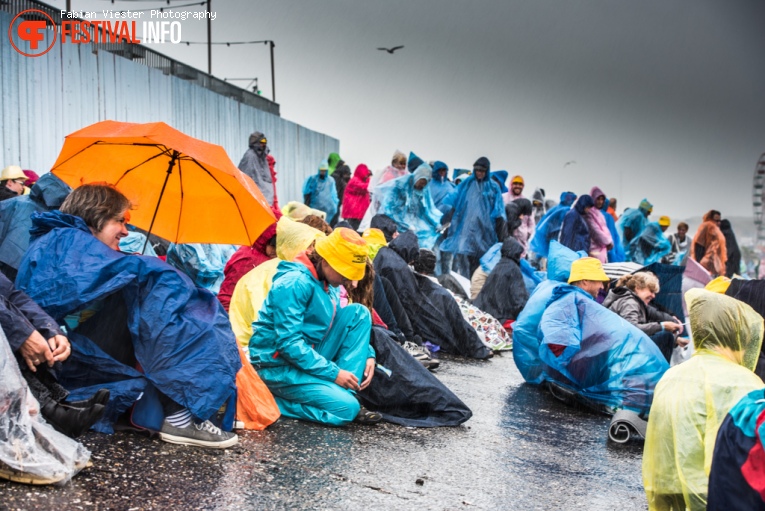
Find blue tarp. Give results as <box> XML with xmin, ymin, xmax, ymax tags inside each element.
<box><xmin>16</xmin><ymin>211</ymin><xmax>241</xmax><ymax>432</ymax></box>
<box><xmin>538</xmin><ymin>285</ymin><xmax>669</xmax><ymax>414</ymax></box>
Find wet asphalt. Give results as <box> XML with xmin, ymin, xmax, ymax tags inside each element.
<box><xmin>0</xmin><ymin>352</ymin><xmax>647</xmax><ymax>510</ymax></box>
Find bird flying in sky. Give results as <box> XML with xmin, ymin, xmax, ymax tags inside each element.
<box><xmin>563</xmin><ymin>160</ymin><xmax>577</xmax><ymax>167</ymax></box>
<box><xmin>377</xmin><ymin>46</ymin><xmax>404</xmax><ymax>54</ymax></box>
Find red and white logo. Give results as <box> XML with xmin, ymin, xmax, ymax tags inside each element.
<box><xmin>8</xmin><ymin>9</ymin><xmax>57</xmax><ymax>57</ymax></box>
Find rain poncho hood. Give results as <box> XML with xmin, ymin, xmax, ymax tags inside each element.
<box><xmin>618</xmin><ymin>201</ymin><xmax>652</xmax><ymax>257</ymax></box>
<box><xmin>0</xmin><ymin>173</ymin><xmax>71</xmax><ymax>272</ymax></box>
<box><xmin>558</xmin><ymin>194</ymin><xmax>593</xmax><ymax>254</ymax></box>
<box><xmin>373</xmin><ymin>164</ymin><xmax>443</xmax><ymax>250</ymax></box>
<box><xmin>628</xmin><ymin>222</ymin><xmax>671</xmax><ymax>265</ymax></box>
<box><xmin>302</xmin><ymin>159</ymin><xmax>339</xmax><ymax>221</ymax></box>
<box><xmin>643</xmin><ymin>289</ymin><xmax>764</xmax><ymax>511</ymax></box>
<box><xmin>371</xmin><ymin>214</ymin><xmax>398</xmax><ymax>242</ymax></box>
<box><xmin>239</xmin><ymin>130</ymin><xmax>274</xmax><ymax>205</ymax></box>
<box><xmin>327</xmin><ymin>152</ymin><xmax>342</xmax><ymax>175</ymax></box>
<box><xmin>440</xmin><ymin>172</ymin><xmax>506</xmax><ymax>257</ymax></box>
<box><xmin>473</xmin><ymin>237</ymin><xmax>529</xmax><ymax>322</ymax></box>
<box><xmin>407</xmin><ymin>152</ymin><xmax>424</xmax><ymax>173</ymax></box>
<box><xmin>17</xmin><ymin>211</ymin><xmax>241</xmax><ymax>432</ymax></box>
<box><xmin>491</xmin><ymin>171</ymin><xmax>509</xmax><ymax>194</ymax></box>
<box><xmin>341</xmin><ymin>164</ymin><xmax>372</xmax><ymax>220</ymax></box>
<box><xmin>529</xmin><ymin>191</ymin><xmax>576</xmax><ymax>258</ymax></box>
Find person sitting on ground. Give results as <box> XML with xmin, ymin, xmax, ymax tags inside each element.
<box><xmin>628</xmin><ymin>222</ymin><xmax>672</xmax><ymax>266</ymax></box>
<box><xmin>218</xmin><ymin>215</ymin><xmax>280</xmax><ymax>312</ymax></box>
<box><xmin>474</xmin><ymin>237</ymin><xmax>529</xmax><ymax>324</ymax></box>
<box><xmin>558</xmin><ymin>194</ymin><xmax>594</xmax><ymax>254</ymax></box>
<box><xmin>602</xmin><ymin>272</ymin><xmax>685</xmax><ymax>363</ymax></box>
<box><xmin>17</xmin><ymin>184</ymin><xmax>240</xmax><ymax>449</ymax></box>
<box><xmin>663</xmin><ymin>221</ymin><xmax>689</xmax><ymax>264</ymax></box>
<box><xmin>643</xmin><ymin>289</ymin><xmax>764</xmax><ymax>511</ymax></box>
<box><xmin>248</xmin><ymin>228</ymin><xmax>378</xmax><ymax>426</ymax></box>
<box><xmin>0</xmin><ymin>173</ymin><xmax>71</xmax><ymax>282</ymax></box>
<box><xmin>537</xmin><ymin>257</ymin><xmax>669</xmax><ymax>414</ymax></box>
<box><xmin>0</xmin><ymin>272</ymin><xmax>108</xmax><ymax>438</ymax></box>
<box><xmin>341</xmin><ymin>164</ymin><xmax>372</xmax><ymax>231</ymax></box>
<box><xmin>0</xmin><ymin>165</ymin><xmax>27</xmax><ymax>201</ymax></box>
<box><xmin>302</xmin><ymin>159</ymin><xmax>339</xmax><ymax>223</ymax></box>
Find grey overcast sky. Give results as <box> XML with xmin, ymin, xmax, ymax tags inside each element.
<box><xmin>68</xmin><ymin>0</ymin><xmax>765</xmax><ymax>220</ymax></box>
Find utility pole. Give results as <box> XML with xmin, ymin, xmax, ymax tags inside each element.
<box><xmin>269</xmin><ymin>40</ymin><xmax>275</xmax><ymax>102</ymax></box>
<box><xmin>207</xmin><ymin>0</ymin><xmax>212</xmax><ymax>74</ymax></box>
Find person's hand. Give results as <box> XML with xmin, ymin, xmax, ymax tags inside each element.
<box><xmin>334</xmin><ymin>369</ymin><xmax>360</xmax><ymax>391</ymax></box>
<box><xmin>48</xmin><ymin>334</ymin><xmax>71</xmax><ymax>362</ymax></box>
<box><xmin>18</xmin><ymin>330</ymin><xmax>54</xmax><ymax>372</ymax></box>
<box><xmin>676</xmin><ymin>337</ymin><xmax>690</xmax><ymax>348</ymax></box>
<box><xmin>360</xmin><ymin>358</ymin><xmax>375</xmax><ymax>390</ymax></box>
<box><xmin>662</xmin><ymin>321</ymin><xmax>682</xmax><ymax>334</ymax></box>
<box><xmin>671</xmin><ymin>317</ymin><xmax>684</xmax><ymax>335</ymax></box>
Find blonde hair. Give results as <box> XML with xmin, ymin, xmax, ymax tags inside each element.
<box><xmin>616</xmin><ymin>272</ymin><xmax>660</xmax><ymax>294</ymax></box>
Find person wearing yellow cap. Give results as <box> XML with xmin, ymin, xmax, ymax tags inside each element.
<box><xmin>657</xmin><ymin>216</ymin><xmax>670</xmax><ymax>233</ymax></box>
<box><xmin>248</xmin><ymin>227</ymin><xmax>380</xmax><ymax>426</ymax></box>
<box><xmin>504</xmin><ymin>175</ymin><xmax>525</xmax><ymax>204</ymax></box>
<box><xmin>0</xmin><ymin>165</ymin><xmax>27</xmax><ymax>201</ymax></box>
<box><xmin>567</xmin><ymin>257</ymin><xmax>610</xmax><ymax>299</ymax></box>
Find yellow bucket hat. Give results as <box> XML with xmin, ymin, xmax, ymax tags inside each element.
<box><xmin>568</xmin><ymin>257</ymin><xmax>609</xmax><ymax>284</ymax></box>
<box><xmin>658</xmin><ymin>216</ymin><xmax>670</xmax><ymax>227</ymax></box>
<box><xmin>315</xmin><ymin>227</ymin><xmax>368</xmax><ymax>281</ymax></box>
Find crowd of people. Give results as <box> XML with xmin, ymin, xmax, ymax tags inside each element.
<box><xmin>1</xmin><ymin>138</ymin><xmax>764</xmax><ymax>511</ymax></box>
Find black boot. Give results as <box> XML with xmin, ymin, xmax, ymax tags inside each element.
<box><xmin>41</xmin><ymin>401</ymin><xmax>106</xmax><ymax>438</ymax></box>
<box><xmin>65</xmin><ymin>389</ymin><xmax>110</xmax><ymax>409</ymax></box>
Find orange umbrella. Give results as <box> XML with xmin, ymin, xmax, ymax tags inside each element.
<box><xmin>51</xmin><ymin>120</ymin><xmax>275</xmax><ymax>246</ymax></box>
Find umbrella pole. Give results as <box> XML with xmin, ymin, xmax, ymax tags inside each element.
<box><xmin>142</xmin><ymin>151</ymin><xmax>178</xmax><ymax>254</ymax></box>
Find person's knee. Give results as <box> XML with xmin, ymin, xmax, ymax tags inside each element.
<box><xmin>331</xmin><ymin>391</ymin><xmax>361</xmax><ymax>425</ymax></box>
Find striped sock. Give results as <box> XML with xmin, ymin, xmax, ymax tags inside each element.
<box><xmin>165</xmin><ymin>409</ymin><xmax>192</xmax><ymax>429</ymax></box>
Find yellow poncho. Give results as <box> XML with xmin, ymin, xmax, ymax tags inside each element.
<box><xmin>642</xmin><ymin>289</ymin><xmax>764</xmax><ymax>510</ymax></box>
<box><xmin>229</xmin><ymin>217</ymin><xmax>324</xmax><ymax>347</ymax></box>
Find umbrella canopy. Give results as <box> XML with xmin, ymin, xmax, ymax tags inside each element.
<box><xmin>51</xmin><ymin>120</ymin><xmax>275</xmax><ymax>245</ymax></box>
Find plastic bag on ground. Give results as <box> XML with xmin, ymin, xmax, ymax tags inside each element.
<box><xmin>0</xmin><ymin>328</ymin><xmax>90</xmax><ymax>485</ymax></box>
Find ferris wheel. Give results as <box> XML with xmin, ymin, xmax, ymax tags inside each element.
<box><xmin>755</xmin><ymin>153</ymin><xmax>765</xmax><ymax>243</ymax></box>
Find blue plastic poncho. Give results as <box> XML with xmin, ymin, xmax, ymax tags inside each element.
<box><xmin>440</xmin><ymin>173</ymin><xmax>506</xmax><ymax>256</ymax></box>
<box><xmin>558</xmin><ymin>194</ymin><xmax>593</xmax><ymax>253</ymax></box>
<box><xmin>302</xmin><ymin>160</ymin><xmax>339</xmax><ymax>221</ymax></box>
<box><xmin>618</xmin><ymin>200</ymin><xmax>652</xmax><ymax>259</ymax></box>
<box><xmin>529</xmin><ymin>191</ymin><xmax>576</xmax><ymax>258</ymax></box>
<box><xmin>119</xmin><ymin>229</ymin><xmax>158</xmax><ymax>256</ymax></box>
<box><xmin>538</xmin><ymin>285</ymin><xmax>669</xmax><ymax>414</ymax></box>
<box><xmin>407</xmin><ymin>151</ymin><xmax>425</xmax><ymax>173</ymax></box>
<box><xmin>166</xmin><ymin>243</ymin><xmax>238</xmax><ymax>294</ymax></box>
<box><xmin>374</xmin><ymin>164</ymin><xmax>443</xmax><ymax>250</ymax></box>
<box><xmin>430</xmin><ymin>161</ymin><xmax>455</xmax><ymax>213</ymax></box>
<box><xmin>602</xmin><ymin>198</ymin><xmax>625</xmax><ymax>263</ymax></box>
<box><xmin>16</xmin><ymin>211</ymin><xmax>241</xmax><ymax>432</ymax></box>
<box><xmin>629</xmin><ymin>222</ymin><xmax>671</xmax><ymax>266</ymax></box>
<box><xmin>513</xmin><ymin>241</ymin><xmax>585</xmax><ymax>383</ymax></box>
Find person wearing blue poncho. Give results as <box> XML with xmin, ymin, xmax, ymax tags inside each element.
<box><xmin>619</xmin><ymin>198</ymin><xmax>653</xmax><ymax>260</ymax></box>
<box><xmin>529</xmin><ymin>191</ymin><xmax>576</xmax><ymax>259</ymax></box>
<box><xmin>303</xmin><ymin>160</ymin><xmax>339</xmax><ymax>222</ymax></box>
<box><xmin>430</xmin><ymin>161</ymin><xmax>455</xmax><ymax>213</ymax></box>
<box><xmin>629</xmin><ymin>222</ymin><xmax>672</xmax><ymax>265</ymax></box>
<box><xmin>440</xmin><ymin>157</ymin><xmax>506</xmax><ymax>278</ymax></box>
<box><xmin>374</xmin><ymin>163</ymin><xmax>443</xmax><ymax>250</ymax></box>
<box><xmin>602</xmin><ymin>198</ymin><xmax>625</xmax><ymax>262</ymax></box>
<box><xmin>539</xmin><ymin>258</ymin><xmax>669</xmax><ymax>414</ymax></box>
<box><xmin>558</xmin><ymin>194</ymin><xmax>594</xmax><ymax>254</ymax></box>
<box><xmin>16</xmin><ymin>185</ymin><xmax>240</xmax><ymax>449</ymax></box>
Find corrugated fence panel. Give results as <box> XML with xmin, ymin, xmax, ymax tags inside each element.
<box><xmin>0</xmin><ymin>10</ymin><xmax>338</xmax><ymax>205</ymax></box>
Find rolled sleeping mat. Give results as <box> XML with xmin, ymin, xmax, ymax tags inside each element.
<box><xmin>608</xmin><ymin>409</ymin><xmax>648</xmax><ymax>444</ymax></box>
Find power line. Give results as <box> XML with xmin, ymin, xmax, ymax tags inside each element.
<box><xmin>179</xmin><ymin>39</ymin><xmax>270</xmax><ymax>46</ymax></box>
<box><xmin>110</xmin><ymin>1</ymin><xmax>206</xmax><ymax>12</ymax></box>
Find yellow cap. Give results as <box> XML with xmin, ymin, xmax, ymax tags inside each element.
<box><xmin>315</xmin><ymin>227</ymin><xmax>368</xmax><ymax>281</ymax></box>
<box><xmin>511</xmin><ymin>175</ymin><xmax>524</xmax><ymax>184</ymax></box>
<box><xmin>658</xmin><ymin>216</ymin><xmax>670</xmax><ymax>227</ymax></box>
<box><xmin>1</xmin><ymin>165</ymin><xmax>26</xmax><ymax>182</ymax></box>
<box><xmin>568</xmin><ymin>257</ymin><xmax>609</xmax><ymax>284</ymax></box>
